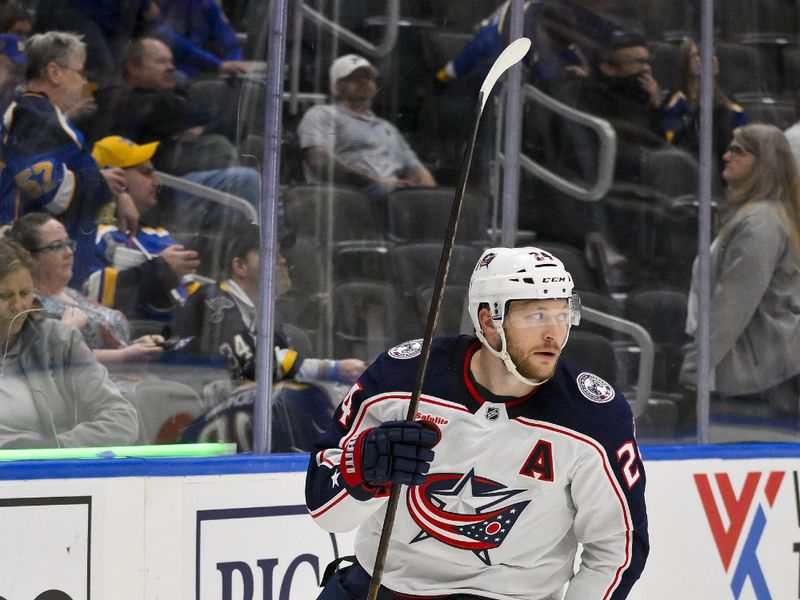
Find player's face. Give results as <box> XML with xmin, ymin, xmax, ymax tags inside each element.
<box><xmin>0</xmin><ymin>266</ymin><xmax>34</xmax><ymax>345</ymax></box>
<box><xmin>503</xmin><ymin>299</ymin><xmax>570</xmax><ymax>381</ymax></box>
<box><xmin>124</xmin><ymin>160</ymin><xmax>160</xmax><ymax>213</ymax></box>
<box><xmin>31</xmin><ymin>219</ymin><xmax>74</xmax><ymax>289</ymax></box>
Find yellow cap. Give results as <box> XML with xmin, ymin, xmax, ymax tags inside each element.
<box><xmin>91</xmin><ymin>136</ymin><xmax>160</xmax><ymax>169</ymax></box>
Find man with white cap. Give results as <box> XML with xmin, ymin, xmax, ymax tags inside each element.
<box><xmin>297</xmin><ymin>54</ymin><xmax>436</xmax><ymax>199</ymax></box>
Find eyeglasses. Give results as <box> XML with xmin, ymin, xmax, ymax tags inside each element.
<box><xmin>128</xmin><ymin>164</ymin><xmax>156</xmax><ymax>177</ymax></box>
<box><xmin>32</xmin><ymin>239</ymin><xmax>76</xmax><ymax>254</ymax></box>
<box><xmin>57</xmin><ymin>64</ymin><xmax>87</xmax><ymax>79</ymax></box>
<box><xmin>726</xmin><ymin>144</ymin><xmax>750</xmax><ymax>156</ymax></box>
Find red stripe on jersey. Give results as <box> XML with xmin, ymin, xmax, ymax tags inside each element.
<box><xmin>515</xmin><ymin>418</ymin><xmax>632</xmax><ymax>599</ymax></box>
<box><xmin>462</xmin><ymin>342</ymin><xmax>539</xmax><ymax>407</ymax></box>
<box><xmin>310</xmin><ymin>488</ymin><xmax>350</xmax><ymax>518</ymax></box>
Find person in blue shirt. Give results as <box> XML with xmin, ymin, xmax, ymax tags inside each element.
<box><xmin>0</xmin><ymin>31</ymin><xmax>138</xmax><ymax>288</ymax></box>
<box><xmin>436</xmin><ymin>0</ymin><xmax>600</xmax><ymax>90</ymax></box>
<box><xmin>86</xmin><ymin>135</ymin><xmax>201</xmax><ymax>321</ymax></box>
<box><xmin>0</xmin><ymin>33</ymin><xmax>25</xmax><ymax>106</ymax></box>
<box><xmin>150</xmin><ymin>0</ymin><xmax>247</xmax><ymax>78</ymax></box>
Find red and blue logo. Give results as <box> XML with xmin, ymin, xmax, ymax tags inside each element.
<box><xmin>406</xmin><ymin>469</ymin><xmax>530</xmax><ymax>565</ymax></box>
<box><xmin>694</xmin><ymin>471</ymin><xmax>785</xmax><ymax>600</ymax></box>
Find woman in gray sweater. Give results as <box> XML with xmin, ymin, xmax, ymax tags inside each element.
<box><xmin>0</xmin><ymin>239</ymin><xmax>138</xmax><ymax>448</ymax></box>
<box><xmin>680</xmin><ymin>124</ymin><xmax>800</xmax><ymax>418</ymax></box>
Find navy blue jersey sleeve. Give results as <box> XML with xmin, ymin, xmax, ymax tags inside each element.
<box><xmin>564</xmin><ymin>389</ymin><xmax>649</xmax><ymax>600</ymax></box>
<box><xmin>305</xmin><ymin>352</ymin><xmax>414</xmax><ymax>532</ymax></box>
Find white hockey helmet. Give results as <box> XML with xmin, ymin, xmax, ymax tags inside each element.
<box><xmin>468</xmin><ymin>247</ymin><xmax>581</xmax><ymax>385</ymax></box>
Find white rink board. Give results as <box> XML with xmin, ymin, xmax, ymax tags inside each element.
<box><xmin>0</xmin><ymin>448</ymin><xmax>797</xmax><ymax>600</ymax></box>
<box><xmin>630</xmin><ymin>455</ymin><xmax>799</xmax><ymax>600</ymax></box>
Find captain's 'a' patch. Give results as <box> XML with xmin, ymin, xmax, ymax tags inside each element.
<box><xmin>388</xmin><ymin>339</ymin><xmax>423</xmax><ymax>360</ymax></box>
<box><xmin>576</xmin><ymin>372</ymin><xmax>615</xmax><ymax>403</ymax></box>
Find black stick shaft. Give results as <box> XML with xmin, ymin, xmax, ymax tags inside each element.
<box><xmin>366</xmin><ymin>92</ymin><xmax>485</xmax><ymax>600</ymax></box>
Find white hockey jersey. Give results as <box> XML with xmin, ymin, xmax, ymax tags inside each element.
<box><xmin>305</xmin><ymin>336</ymin><xmax>649</xmax><ymax>600</ymax></box>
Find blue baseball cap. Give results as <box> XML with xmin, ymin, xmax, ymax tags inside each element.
<box><xmin>0</xmin><ymin>34</ymin><xmax>25</xmax><ymax>66</ymax></box>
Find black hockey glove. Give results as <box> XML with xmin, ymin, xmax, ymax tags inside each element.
<box><xmin>341</xmin><ymin>420</ymin><xmax>438</xmax><ymax>491</ymax></box>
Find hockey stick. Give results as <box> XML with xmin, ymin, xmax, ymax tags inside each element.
<box><xmin>366</xmin><ymin>37</ymin><xmax>532</xmax><ymax>600</ymax></box>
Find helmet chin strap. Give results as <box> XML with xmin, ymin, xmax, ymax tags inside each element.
<box><xmin>476</xmin><ymin>327</ymin><xmax>548</xmax><ymax>387</ymax></box>
<box><xmin>475</xmin><ymin>324</ymin><xmax>573</xmax><ymax>389</ymax></box>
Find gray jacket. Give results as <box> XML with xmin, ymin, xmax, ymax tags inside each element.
<box><xmin>681</xmin><ymin>200</ymin><xmax>800</xmax><ymax>395</ymax></box>
<box><xmin>2</xmin><ymin>318</ymin><xmax>139</xmax><ymax>448</ymax></box>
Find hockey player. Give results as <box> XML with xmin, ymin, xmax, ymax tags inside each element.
<box><xmin>306</xmin><ymin>246</ymin><xmax>649</xmax><ymax>600</ymax></box>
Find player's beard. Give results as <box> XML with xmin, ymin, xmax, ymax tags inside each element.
<box><xmin>505</xmin><ymin>330</ymin><xmax>563</xmax><ymax>382</ymax></box>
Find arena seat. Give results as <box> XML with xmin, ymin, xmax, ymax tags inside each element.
<box><xmin>128</xmin><ymin>379</ymin><xmax>206</xmax><ymax>445</ymax></box>
<box><xmin>332</xmin><ymin>281</ymin><xmax>402</xmax><ymax>361</ymax></box>
<box><xmin>386</xmin><ymin>187</ymin><xmax>489</xmax><ymax>244</ymax></box>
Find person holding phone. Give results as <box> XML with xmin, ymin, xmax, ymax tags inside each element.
<box><xmin>86</xmin><ymin>135</ymin><xmax>201</xmax><ymax>322</ymax></box>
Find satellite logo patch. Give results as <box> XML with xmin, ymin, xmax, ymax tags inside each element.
<box><xmin>576</xmin><ymin>372</ymin><xmax>615</xmax><ymax>403</ymax></box>
<box><xmin>388</xmin><ymin>339</ymin><xmax>423</xmax><ymax>359</ymax></box>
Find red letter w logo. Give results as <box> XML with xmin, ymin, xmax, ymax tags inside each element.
<box><xmin>694</xmin><ymin>471</ymin><xmax>784</xmax><ymax>600</ymax></box>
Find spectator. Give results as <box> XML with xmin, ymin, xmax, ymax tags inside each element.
<box><xmin>0</xmin><ymin>4</ymin><xmax>32</xmax><ymax>38</ymax></box>
<box><xmin>86</xmin><ymin>135</ymin><xmax>201</xmax><ymax>321</ymax></box>
<box><xmin>34</xmin><ymin>0</ymin><xmax>160</xmax><ymax>86</ymax></box>
<box><xmin>555</xmin><ymin>30</ymin><xmax>664</xmax><ymax>182</ymax></box>
<box><xmin>662</xmin><ymin>39</ymin><xmax>746</xmax><ymax>167</ymax></box>
<box><xmin>0</xmin><ymin>238</ymin><xmax>139</xmax><ymax>448</ymax></box>
<box><xmin>0</xmin><ymin>31</ymin><xmax>138</xmax><ymax>288</ymax></box>
<box><xmin>680</xmin><ymin>124</ymin><xmax>800</xmax><ymax>418</ymax></box>
<box><xmin>150</xmin><ymin>0</ymin><xmax>248</xmax><ymax>78</ymax></box>
<box><xmin>173</xmin><ymin>222</ymin><xmax>366</xmax><ymax>384</ymax></box>
<box><xmin>10</xmin><ymin>213</ymin><xmax>167</xmax><ymax>368</ymax></box>
<box><xmin>179</xmin><ymin>374</ymin><xmax>335</xmax><ymax>452</ymax></box>
<box><xmin>297</xmin><ymin>54</ymin><xmax>436</xmax><ymax>200</ymax></box>
<box><xmin>437</xmin><ymin>1</ymin><xmax>590</xmax><ymax>90</ymax></box>
<box><xmin>86</xmin><ymin>37</ymin><xmax>260</xmax><ymax>212</ymax></box>
<box><xmin>0</xmin><ymin>32</ymin><xmax>24</xmax><ymax>105</ymax></box>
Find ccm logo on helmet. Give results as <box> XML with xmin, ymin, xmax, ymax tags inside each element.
<box><xmin>542</xmin><ymin>277</ymin><xmax>569</xmax><ymax>283</ymax></box>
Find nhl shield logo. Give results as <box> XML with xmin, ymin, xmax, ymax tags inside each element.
<box><xmin>389</xmin><ymin>339</ymin><xmax>423</xmax><ymax>359</ymax></box>
<box><xmin>485</xmin><ymin>406</ymin><xmax>499</xmax><ymax>421</ymax></box>
<box><xmin>576</xmin><ymin>372</ymin><xmax>615</xmax><ymax>403</ymax></box>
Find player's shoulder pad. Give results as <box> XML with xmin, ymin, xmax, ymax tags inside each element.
<box><xmin>558</xmin><ymin>359</ymin><xmax>630</xmax><ymax>411</ymax></box>
<box><xmin>386</xmin><ymin>338</ymin><xmax>424</xmax><ymax>360</ymax></box>
<box><xmin>382</xmin><ymin>336</ymin><xmax>462</xmax><ymax>362</ymax></box>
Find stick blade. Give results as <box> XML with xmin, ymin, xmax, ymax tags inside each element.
<box><xmin>479</xmin><ymin>37</ymin><xmax>532</xmax><ymax>112</ymax></box>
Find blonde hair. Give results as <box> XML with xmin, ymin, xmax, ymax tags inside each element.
<box><xmin>724</xmin><ymin>123</ymin><xmax>800</xmax><ymax>256</ymax></box>
<box><xmin>678</xmin><ymin>38</ymin><xmax>734</xmax><ymax>110</ymax></box>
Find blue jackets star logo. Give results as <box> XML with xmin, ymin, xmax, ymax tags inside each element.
<box><xmin>406</xmin><ymin>469</ymin><xmax>530</xmax><ymax>565</ymax></box>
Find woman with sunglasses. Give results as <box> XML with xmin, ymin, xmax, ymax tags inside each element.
<box><xmin>680</xmin><ymin>123</ymin><xmax>800</xmax><ymax>429</ymax></box>
<box><xmin>0</xmin><ymin>238</ymin><xmax>138</xmax><ymax>448</ymax></box>
<box><xmin>9</xmin><ymin>212</ymin><xmax>165</xmax><ymax>367</ymax></box>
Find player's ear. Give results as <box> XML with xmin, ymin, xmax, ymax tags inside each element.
<box><xmin>477</xmin><ymin>306</ymin><xmax>497</xmax><ymax>338</ymax></box>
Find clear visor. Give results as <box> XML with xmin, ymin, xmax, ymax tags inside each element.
<box><xmin>503</xmin><ymin>293</ymin><xmax>581</xmax><ymax>330</ymax></box>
